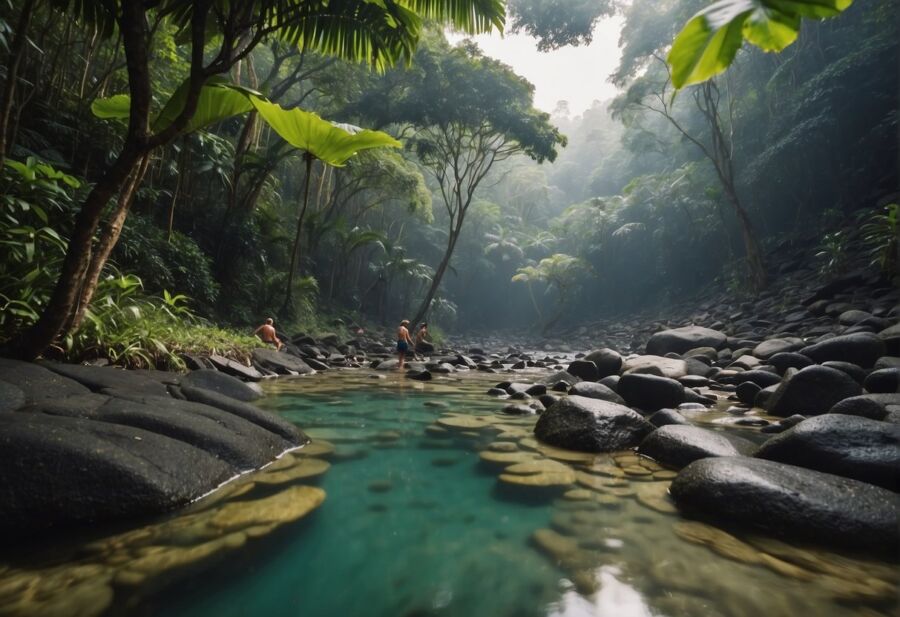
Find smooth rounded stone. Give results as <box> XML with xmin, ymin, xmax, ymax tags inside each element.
<box><xmin>820</xmin><ymin>361</ymin><xmax>867</xmax><ymax>384</ymax></box>
<box><xmin>840</xmin><ymin>309</ymin><xmax>875</xmax><ymax>325</ymax></box>
<box><xmin>598</xmin><ymin>375</ymin><xmax>619</xmax><ymax>390</ymax></box>
<box><xmin>0</xmin><ymin>358</ymin><xmax>91</xmax><ymax>404</ymax></box>
<box><xmin>583</xmin><ymin>348</ymin><xmax>622</xmax><ymax>378</ymax></box>
<box><xmin>648</xmin><ymin>408</ymin><xmax>690</xmax><ymax>427</ymax></box>
<box><xmin>499</xmin><ymin>470</ymin><xmax>575</xmax><ymax>487</ymax></box>
<box><xmin>210</xmin><ymin>485</ymin><xmax>325</xmax><ymax>530</ymax></box>
<box><xmin>753</xmin><ymin>384</ymin><xmax>779</xmax><ymax>409</ymax></box>
<box><xmin>375</xmin><ymin>358</ymin><xmax>400</xmax><ymax>371</ymax></box>
<box><xmin>435</xmin><ymin>415</ymin><xmax>492</xmax><ymax>430</ymax></box>
<box><xmin>755</xmin><ymin>414</ymin><xmax>900</xmax><ymax>491</ymax></box>
<box><xmin>634</xmin><ymin>481</ymin><xmax>677</xmax><ymax>514</ymax></box>
<box><xmin>622</xmin><ymin>355</ymin><xmax>688</xmax><ymax>379</ymax></box>
<box><xmin>488</xmin><ymin>441</ymin><xmax>519</xmax><ymax>452</ymax></box>
<box><xmin>864</xmin><ymin>368</ymin><xmax>900</xmax><ymax>393</ymax></box>
<box><xmin>676</xmin><ymin>402</ymin><xmax>707</xmax><ymax>412</ymax></box>
<box><xmin>501</xmin><ymin>404</ymin><xmax>536</xmax><ymax>416</ymax></box>
<box><xmin>617</xmin><ymin>373</ymin><xmax>685</xmax><ymax>411</ymax></box>
<box><xmin>505</xmin><ymin>459</ymin><xmax>572</xmax><ymax>475</ymax></box>
<box><xmin>508</xmin><ymin>391</ymin><xmax>531</xmax><ymax>401</ymax></box>
<box><xmin>828</xmin><ymin>393</ymin><xmax>900</xmax><ymax>420</ymax></box>
<box><xmin>407</xmin><ymin>370</ymin><xmax>432</xmax><ymax>381</ymax></box>
<box><xmin>753</xmin><ymin>337</ymin><xmax>804</xmax><ymax>360</ymax></box>
<box><xmin>879</xmin><ymin>323</ymin><xmax>900</xmax><ymax>355</ymax></box>
<box><xmin>538</xmin><ymin>393</ymin><xmax>560</xmax><ymax>409</ymax></box>
<box><xmin>41</xmin><ymin>362</ymin><xmax>172</xmax><ymax>396</ymax></box>
<box><xmin>646</xmin><ymin>326</ymin><xmax>727</xmax><ymax>356</ymax></box>
<box><xmin>181</xmin><ymin>369</ymin><xmax>262</xmax><ymax>402</ymax></box>
<box><xmin>251</xmin><ymin>348</ymin><xmax>315</xmax><ymax>375</ymax></box>
<box><xmin>563</xmin><ymin>489</ymin><xmax>595</xmax><ymax>501</ymax></box>
<box><xmin>208</xmin><ymin>354</ymin><xmax>265</xmax><ymax>381</ymax></box>
<box><xmin>728</xmin><ymin>369</ymin><xmax>781</xmax><ymax>388</ymax></box>
<box><xmin>0</xmin><ymin>413</ymin><xmax>234</xmax><ymax>535</ymax></box>
<box><xmin>525</xmin><ymin>384</ymin><xmax>547</xmax><ymax>396</ymax></box>
<box><xmin>874</xmin><ymin>355</ymin><xmax>900</xmax><ymax>370</ymax></box>
<box><xmin>179</xmin><ymin>385</ymin><xmax>305</xmax><ymax>444</ymax></box>
<box><xmin>534</xmin><ymin>395</ymin><xmax>654</xmax><ymax>453</ymax></box>
<box><xmin>505</xmin><ymin>382</ymin><xmax>533</xmax><ymax>395</ymax></box>
<box><xmin>760</xmin><ymin>414</ymin><xmax>807</xmax><ymax>434</ymax></box>
<box><xmin>0</xmin><ymin>381</ymin><xmax>25</xmax><ymax>413</ymax></box>
<box><xmin>684</xmin><ymin>346</ymin><xmax>717</xmax><ymax>361</ymax></box>
<box><xmin>767</xmin><ymin>365</ymin><xmax>862</xmax><ymax>417</ymax></box>
<box><xmin>677</xmin><ymin>375</ymin><xmax>708</xmax><ymax>388</ymax></box>
<box><xmin>799</xmin><ymin>333</ymin><xmax>886</xmax><ymax>369</ymax></box>
<box><xmin>486</xmin><ymin>387</ymin><xmax>507</xmax><ymax>396</ymax></box>
<box><xmin>479</xmin><ymin>450</ymin><xmax>540</xmax><ymax>465</ymax></box>
<box><xmin>767</xmin><ymin>352</ymin><xmax>813</xmax><ymax>374</ymax></box>
<box><xmin>734</xmin><ymin>417</ymin><xmax>769</xmax><ymax>427</ymax></box>
<box><xmin>542</xmin><ymin>371</ymin><xmax>581</xmax><ymax>387</ymax></box>
<box><xmin>254</xmin><ymin>458</ymin><xmax>330</xmax><ymax>485</ymax></box>
<box><xmin>566</xmin><ymin>359</ymin><xmax>599</xmax><ymax>382</ymax></box>
<box><xmin>567</xmin><ymin>381</ymin><xmax>625</xmax><ymax>404</ymax></box>
<box><xmin>535</xmin><ymin>444</ymin><xmax>600</xmax><ymax>463</ymax></box>
<box><xmin>670</xmin><ymin>457</ymin><xmax>900</xmax><ymax>556</ymax></box>
<box><xmin>638</xmin><ymin>425</ymin><xmax>757</xmax><ymax>469</ymax></box>
<box><xmin>735</xmin><ymin>381</ymin><xmax>761</xmax><ymax>406</ymax></box>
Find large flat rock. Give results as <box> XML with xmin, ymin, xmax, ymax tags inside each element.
<box><xmin>646</xmin><ymin>326</ymin><xmax>726</xmax><ymax>356</ymax></box>
<box><xmin>767</xmin><ymin>365</ymin><xmax>861</xmax><ymax>417</ymax></box>
<box><xmin>621</xmin><ymin>355</ymin><xmax>688</xmax><ymax>379</ymax></box>
<box><xmin>41</xmin><ymin>362</ymin><xmax>171</xmax><ymax>396</ymax></box>
<box><xmin>0</xmin><ymin>358</ymin><xmax>89</xmax><ymax>404</ymax></box>
<box><xmin>180</xmin><ymin>384</ymin><xmax>306</xmax><ymax>443</ymax></box>
<box><xmin>180</xmin><ymin>369</ymin><xmax>263</xmax><ymax>401</ymax></box>
<box><xmin>670</xmin><ymin>457</ymin><xmax>900</xmax><ymax>556</ymax></box>
<box><xmin>252</xmin><ymin>348</ymin><xmax>315</xmax><ymax>375</ymax></box>
<box><xmin>0</xmin><ymin>412</ymin><xmax>234</xmax><ymax>535</ymax></box>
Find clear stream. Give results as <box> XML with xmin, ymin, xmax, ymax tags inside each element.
<box><xmin>1</xmin><ymin>370</ymin><xmax>897</xmax><ymax>617</ymax></box>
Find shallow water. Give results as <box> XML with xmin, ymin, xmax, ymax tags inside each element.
<box><xmin>1</xmin><ymin>370</ymin><xmax>897</xmax><ymax>617</ymax></box>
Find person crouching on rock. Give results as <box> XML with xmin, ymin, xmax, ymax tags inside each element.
<box><xmin>397</xmin><ymin>319</ymin><xmax>413</xmax><ymax>370</ymax></box>
<box><xmin>414</xmin><ymin>322</ymin><xmax>430</xmax><ymax>359</ymax></box>
<box><xmin>254</xmin><ymin>318</ymin><xmax>283</xmax><ymax>351</ymax></box>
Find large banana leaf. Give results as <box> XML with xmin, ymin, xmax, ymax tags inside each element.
<box><xmin>151</xmin><ymin>78</ymin><xmax>258</xmax><ymax>133</ymax></box>
<box><xmin>90</xmin><ymin>94</ymin><xmax>131</xmax><ymax>120</ymax></box>
<box><xmin>668</xmin><ymin>0</ymin><xmax>853</xmax><ymax>89</ymax></box>
<box><xmin>249</xmin><ymin>98</ymin><xmax>401</xmax><ymax>166</ymax></box>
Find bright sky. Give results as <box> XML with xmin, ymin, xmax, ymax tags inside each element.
<box><xmin>447</xmin><ymin>16</ymin><xmax>625</xmax><ymax>117</ymax></box>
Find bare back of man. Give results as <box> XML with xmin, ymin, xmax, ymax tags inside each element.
<box><xmin>254</xmin><ymin>318</ymin><xmax>283</xmax><ymax>350</ymax></box>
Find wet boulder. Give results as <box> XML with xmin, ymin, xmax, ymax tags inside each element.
<box><xmin>755</xmin><ymin>414</ymin><xmax>900</xmax><ymax>491</ymax></box>
<box><xmin>0</xmin><ymin>381</ymin><xmax>25</xmax><ymax>413</ymax></box>
<box><xmin>617</xmin><ymin>373</ymin><xmax>685</xmax><ymax>411</ymax></box>
<box><xmin>0</xmin><ymin>358</ymin><xmax>90</xmax><ymax>404</ymax></box>
<box><xmin>180</xmin><ymin>369</ymin><xmax>263</xmax><ymax>402</ymax></box>
<box><xmin>568</xmin><ymin>381</ymin><xmax>625</xmax><ymax>404</ymax></box>
<box><xmin>864</xmin><ymin>368</ymin><xmax>900</xmax><ymax>393</ymax></box>
<box><xmin>670</xmin><ymin>457</ymin><xmax>900</xmax><ymax>556</ymax></box>
<box><xmin>767</xmin><ymin>365</ymin><xmax>861</xmax><ymax>417</ymax></box>
<box><xmin>646</xmin><ymin>326</ymin><xmax>727</xmax><ymax>356</ymax></box>
<box><xmin>638</xmin><ymin>425</ymin><xmax>757</xmax><ymax>469</ymax></box>
<box><xmin>566</xmin><ymin>359</ymin><xmax>599</xmax><ymax>382</ymax></box>
<box><xmin>726</xmin><ymin>369</ymin><xmax>781</xmax><ymax>388</ymax></box>
<box><xmin>799</xmin><ymin>333</ymin><xmax>886</xmax><ymax>369</ymax></box>
<box><xmin>647</xmin><ymin>408</ymin><xmax>691</xmax><ymax>428</ymax></box>
<box><xmin>621</xmin><ymin>355</ymin><xmax>688</xmax><ymax>379</ymax></box>
<box><xmin>583</xmin><ymin>348</ymin><xmax>622</xmax><ymax>378</ymax></box>
<box><xmin>752</xmin><ymin>337</ymin><xmax>804</xmax><ymax>360</ymax></box>
<box><xmin>820</xmin><ymin>361</ymin><xmax>866</xmax><ymax>385</ymax></box>
<box><xmin>534</xmin><ymin>395</ymin><xmax>653</xmax><ymax>453</ymax></box>
<box><xmin>735</xmin><ymin>381</ymin><xmax>761</xmax><ymax>406</ymax></box>
<box><xmin>41</xmin><ymin>362</ymin><xmax>172</xmax><ymax>396</ymax></box>
<box><xmin>828</xmin><ymin>393</ymin><xmax>900</xmax><ymax>421</ymax></box>
<box><xmin>251</xmin><ymin>348</ymin><xmax>315</xmax><ymax>376</ymax></box>
<box><xmin>767</xmin><ymin>352</ymin><xmax>813</xmax><ymax>374</ymax></box>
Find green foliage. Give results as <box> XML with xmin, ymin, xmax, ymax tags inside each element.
<box><xmin>814</xmin><ymin>230</ymin><xmax>848</xmax><ymax>277</ymax></box>
<box><xmin>507</xmin><ymin>0</ymin><xmax>615</xmax><ymax>50</ymax></box>
<box><xmin>65</xmin><ymin>271</ymin><xmax>259</xmax><ymax>370</ymax></box>
<box><xmin>860</xmin><ymin>204</ymin><xmax>899</xmax><ymax>277</ymax></box>
<box><xmin>114</xmin><ymin>214</ymin><xmax>220</xmax><ymax>312</ymax></box>
<box><xmin>0</xmin><ymin>158</ymin><xmax>78</xmax><ymax>338</ymax></box>
<box><xmin>668</xmin><ymin>0</ymin><xmax>854</xmax><ymax>88</ymax></box>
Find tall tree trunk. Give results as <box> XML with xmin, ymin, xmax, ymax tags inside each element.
<box><xmin>0</xmin><ymin>0</ymin><xmax>38</xmax><ymax>169</ymax></box>
<box><xmin>68</xmin><ymin>154</ymin><xmax>151</xmax><ymax>332</ymax></box>
<box><xmin>4</xmin><ymin>1</ymin><xmax>154</xmax><ymax>360</ymax></box>
<box><xmin>283</xmin><ymin>154</ymin><xmax>314</xmax><ymax>310</ymax></box>
<box><xmin>725</xmin><ymin>186</ymin><xmax>767</xmax><ymax>291</ymax></box>
<box><xmin>167</xmin><ymin>139</ymin><xmax>187</xmax><ymax>240</ymax></box>
<box><xmin>412</xmin><ymin>219</ymin><xmax>462</xmax><ymax>326</ymax></box>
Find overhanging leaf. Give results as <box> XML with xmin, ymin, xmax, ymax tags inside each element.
<box><xmin>249</xmin><ymin>98</ymin><xmax>401</xmax><ymax>166</ymax></box>
<box><xmin>668</xmin><ymin>0</ymin><xmax>854</xmax><ymax>89</ymax></box>
<box><xmin>91</xmin><ymin>94</ymin><xmax>131</xmax><ymax>120</ymax></box>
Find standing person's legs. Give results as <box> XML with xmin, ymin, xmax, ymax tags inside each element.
<box><xmin>398</xmin><ymin>341</ymin><xmax>407</xmax><ymax>369</ymax></box>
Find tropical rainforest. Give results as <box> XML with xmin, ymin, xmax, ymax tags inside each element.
<box><xmin>0</xmin><ymin>0</ymin><xmax>895</xmax><ymax>367</ymax></box>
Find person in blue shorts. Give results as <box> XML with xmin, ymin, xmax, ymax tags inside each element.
<box><xmin>396</xmin><ymin>319</ymin><xmax>413</xmax><ymax>370</ymax></box>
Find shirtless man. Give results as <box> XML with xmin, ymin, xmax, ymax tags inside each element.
<box><xmin>396</xmin><ymin>319</ymin><xmax>413</xmax><ymax>370</ymax></box>
<box><xmin>254</xmin><ymin>318</ymin><xmax>283</xmax><ymax>351</ymax></box>
<box><xmin>414</xmin><ymin>322</ymin><xmax>429</xmax><ymax>359</ymax></box>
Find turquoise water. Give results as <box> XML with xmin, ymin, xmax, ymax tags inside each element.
<box><xmin>3</xmin><ymin>371</ymin><xmax>896</xmax><ymax>617</ymax></box>
<box><xmin>153</xmin><ymin>381</ymin><xmax>566</xmax><ymax>617</ymax></box>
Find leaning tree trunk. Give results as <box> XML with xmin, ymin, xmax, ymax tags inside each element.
<box><xmin>724</xmin><ymin>185</ymin><xmax>767</xmax><ymax>291</ymax></box>
<box><xmin>411</xmin><ymin>216</ymin><xmax>463</xmax><ymax>327</ymax></box>
<box><xmin>67</xmin><ymin>154</ymin><xmax>151</xmax><ymax>332</ymax></box>
<box><xmin>283</xmin><ymin>154</ymin><xmax>314</xmax><ymax>311</ymax></box>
